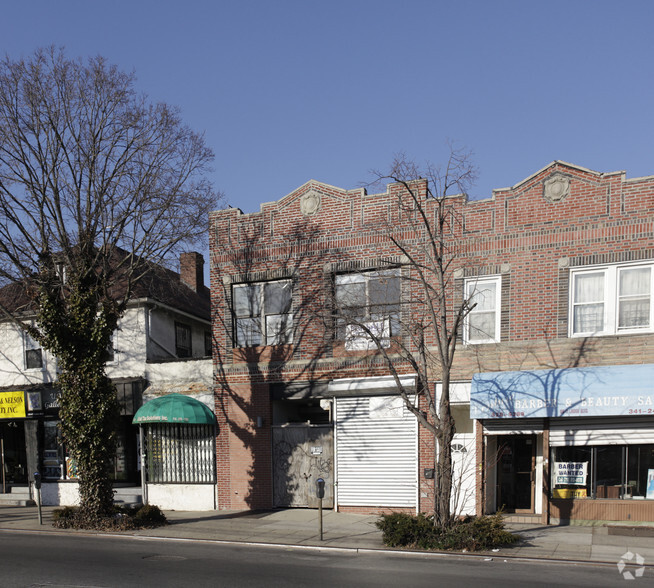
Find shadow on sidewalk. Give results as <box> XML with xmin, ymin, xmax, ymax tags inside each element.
<box><xmin>165</xmin><ymin>508</ymin><xmax>285</xmax><ymax>525</ymax></box>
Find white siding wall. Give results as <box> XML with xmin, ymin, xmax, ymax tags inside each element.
<box><xmin>147</xmin><ymin>306</ymin><xmax>209</xmax><ymax>361</ymax></box>
<box><xmin>0</xmin><ymin>303</ymin><xmax>210</xmax><ymax>387</ymax></box>
<box><xmin>0</xmin><ymin>322</ymin><xmax>57</xmax><ymax>386</ymax></box>
<box><xmin>146</xmin><ymin>483</ymin><xmax>215</xmax><ymax>510</ymax></box>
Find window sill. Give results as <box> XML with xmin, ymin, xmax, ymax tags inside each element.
<box><xmin>569</xmin><ymin>330</ymin><xmax>654</xmax><ymax>338</ymax></box>
<box><xmin>463</xmin><ymin>339</ymin><xmax>501</xmax><ymax>346</ymax></box>
<box><xmin>232</xmin><ymin>344</ymin><xmax>293</xmax><ymax>363</ymax></box>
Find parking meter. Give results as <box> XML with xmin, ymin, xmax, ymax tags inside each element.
<box><xmin>316</xmin><ymin>478</ymin><xmax>325</xmax><ymax>540</ymax></box>
<box><xmin>316</xmin><ymin>477</ymin><xmax>325</xmax><ymax>499</ymax></box>
<box><xmin>33</xmin><ymin>471</ymin><xmax>41</xmax><ymax>490</ymax></box>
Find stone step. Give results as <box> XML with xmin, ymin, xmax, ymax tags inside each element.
<box><xmin>5</xmin><ymin>485</ymin><xmax>31</xmax><ymax>498</ymax></box>
<box><xmin>0</xmin><ymin>495</ymin><xmax>35</xmax><ymax>507</ymax></box>
<box><xmin>502</xmin><ymin>513</ymin><xmax>543</xmax><ymax>524</ymax></box>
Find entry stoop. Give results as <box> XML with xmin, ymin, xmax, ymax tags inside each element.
<box><xmin>0</xmin><ymin>485</ymin><xmax>35</xmax><ymax>507</ymax></box>
<box><xmin>501</xmin><ymin>513</ymin><xmax>544</xmax><ymax>524</ymax></box>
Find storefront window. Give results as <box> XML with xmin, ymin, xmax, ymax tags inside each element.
<box><xmin>43</xmin><ymin>420</ymin><xmax>65</xmax><ymax>480</ymax></box>
<box><xmin>552</xmin><ymin>444</ymin><xmax>654</xmax><ymax>500</ymax></box>
<box><xmin>595</xmin><ymin>446</ymin><xmax>623</xmax><ymax>498</ymax></box>
<box><xmin>551</xmin><ymin>446</ymin><xmax>591</xmax><ymax>499</ymax></box>
<box><xmin>627</xmin><ymin>445</ymin><xmax>654</xmax><ymax>499</ymax></box>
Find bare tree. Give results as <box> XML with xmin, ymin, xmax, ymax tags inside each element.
<box><xmin>332</xmin><ymin>144</ymin><xmax>478</xmax><ymax>526</ymax></box>
<box><xmin>0</xmin><ymin>47</ymin><xmax>219</xmax><ymax>525</ymax></box>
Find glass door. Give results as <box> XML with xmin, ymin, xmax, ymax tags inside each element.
<box><xmin>497</xmin><ymin>435</ymin><xmax>535</xmax><ymax>513</ymax></box>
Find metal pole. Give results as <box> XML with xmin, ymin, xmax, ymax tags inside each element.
<box><xmin>1</xmin><ymin>437</ymin><xmax>5</xmax><ymax>495</ymax></box>
<box><xmin>36</xmin><ymin>486</ymin><xmax>42</xmax><ymax>525</ymax></box>
<box><xmin>319</xmin><ymin>496</ymin><xmax>323</xmax><ymax>541</ymax></box>
<box><xmin>139</xmin><ymin>426</ymin><xmax>148</xmax><ymax>505</ymax></box>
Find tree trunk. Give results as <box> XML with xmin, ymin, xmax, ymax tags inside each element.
<box><xmin>59</xmin><ymin>369</ymin><xmax>118</xmax><ymax>522</ymax></box>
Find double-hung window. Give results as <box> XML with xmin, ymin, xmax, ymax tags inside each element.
<box><xmin>335</xmin><ymin>269</ymin><xmax>401</xmax><ymax>350</ymax></box>
<box><xmin>175</xmin><ymin>322</ymin><xmax>192</xmax><ymax>358</ymax></box>
<box><xmin>24</xmin><ymin>331</ymin><xmax>43</xmax><ymax>370</ymax></box>
<box><xmin>464</xmin><ymin>276</ymin><xmax>501</xmax><ymax>344</ymax></box>
<box><xmin>233</xmin><ymin>280</ymin><xmax>293</xmax><ymax>347</ymax></box>
<box><xmin>570</xmin><ymin>262</ymin><xmax>653</xmax><ymax>336</ymax></box>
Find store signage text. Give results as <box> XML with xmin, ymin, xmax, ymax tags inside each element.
<box><xmin>0</xmin><ymin>391</ymin><xmax>26</xmax><ymax>419</ymax></box>
<box><xmin>470</xmin><ymin>364</ymin><xmax>654</xmax><ymax>419</ymax></box>
<box><xmin>554</xmin><ymin>461</ymin><xmax>587</xmax><ymax>486</ymax></box>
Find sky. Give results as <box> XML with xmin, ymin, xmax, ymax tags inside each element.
<box><xmin>2</xmin><ymin>0</ymin><xmax>654</xmax><ymax>216</ymax></box>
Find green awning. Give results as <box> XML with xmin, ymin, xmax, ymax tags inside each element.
<box><xmin>132</xmin><ymin>393</ymin><xmax>216</xmax><ymax>425</ymax></box>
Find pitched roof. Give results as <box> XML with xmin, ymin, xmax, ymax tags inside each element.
<box><xmin>0</xmin><ymin>254</ymin><xmax>210</xmax><ymax>322</ymax></box>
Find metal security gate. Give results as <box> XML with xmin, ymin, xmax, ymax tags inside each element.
<box><xmin>272</xmin><ymin>424</ymin><xmax>334</xmax><ymax>508</ymax></box>
<box><xmin>144</xmin><ymin>423</ymin><xmax>215</xmax><ymax>483</ymax></box>
<box><xmin>549</xmin><ymin>417</ymin><xmax>654</xmax><ymax>446</ymax></box>
<box><xmin>335</xmin><ymin>395</ymin><xmax>417</xmax><ymax>508</ymax></box>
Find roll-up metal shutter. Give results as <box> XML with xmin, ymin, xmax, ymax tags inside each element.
<box><xmin>335</xmin><ymin>395</ymin><xmax>417</xmax><ymax>507</ymax></box>
<box><xmin>482</xmin><ymin>418</ymin><xmax>545</xmax><ymax>435</ymax></box>
<box><xmin>549</xmin><ymin>417</ymin><xmax>654</xmax><ymax>446</ymax></box>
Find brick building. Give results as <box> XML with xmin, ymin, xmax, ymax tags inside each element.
<box><xmin>209</xmin><ymin>161</ymin><xmax>654</xmax><ymax>523</ymax></box>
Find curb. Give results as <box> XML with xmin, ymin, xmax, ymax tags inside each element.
<box><xmin>2</xmin><ymin>527</ymin><xmax>651</xmax><ymax>569</ymax></box>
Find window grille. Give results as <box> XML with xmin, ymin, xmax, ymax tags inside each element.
<box><xmin>144</xmin><ymin>423</ymin><xmax>215</xmax><ymax>484</ymax></box>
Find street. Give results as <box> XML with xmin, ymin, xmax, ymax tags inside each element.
<box><xmin>0</xmin><ymin>530</ymin><xmax>644</xmax><ymax>587</ymax></box>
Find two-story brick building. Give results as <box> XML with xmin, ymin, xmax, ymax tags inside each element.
<box><xmin>209</xmin><ymin>161</ymin><xmax>654</xmax><ymax>523</ymax></box>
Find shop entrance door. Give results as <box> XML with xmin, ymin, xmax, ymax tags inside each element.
<box><xmin>496</xmin><ymin>435</ymin><xmax>535</xmax><ymax>513</ymax></box>
<box><xmin>0</xmin><ymin>420</ymin><xmax>27</xmax><ymax>491</ymax></box>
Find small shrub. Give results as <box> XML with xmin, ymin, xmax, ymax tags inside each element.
<box><xmin>51</xmin><ymin>503</ymin><xmax>167</xmax><ymax>530</ymax></box>
<box><xmin>376</xmin><ymin>511</ymin><xmax>519</xmax><ymax>552</ymax></box>
<box><xmin>375</xmin><ymin>512</ymin><xmax>438</xmax><ymax>548</ymax></box>
<box><xmin>52</xmin><ymin>506</ymin><xmax>78</xmax><ymax>522</ymax></box>
<box><xmin>133</xmin><ymin>504</ymin><xmax>168</xmax><ymax>527</ymax></box>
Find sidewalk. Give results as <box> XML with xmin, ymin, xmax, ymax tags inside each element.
<box><xmin>2</xmin><ymin>505</ymin><xmax>654</xmax><ymax>567</ymax></box>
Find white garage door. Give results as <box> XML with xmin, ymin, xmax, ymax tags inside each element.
<box><xmin>335</xmin><ymin>395</ymin><xmax>417</xmax><ymax>508</ymax></box>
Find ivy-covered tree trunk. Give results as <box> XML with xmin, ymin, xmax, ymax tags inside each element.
<box><xmin>37</xmin><ymin>267</ymin><xmax>120</xmax><ymax>523</ymax></box>
<box><xmin>0</xmin><ymin>48</ymin><xmax>218</xmax><ymax>527</ymax></box>
<box><xmin>58</xmin><ymin>369</ymin><xmax>119</xmax><ymax>521</ymax></box>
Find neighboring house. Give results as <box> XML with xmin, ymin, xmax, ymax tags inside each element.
<box><xmin>209</xmin><ymin>161</ymin><xmax>654</xmax><ymax>525</ymax></box>
<box><xmin>0</xmin><ymin>252</ymin><xmax>216</xmax><ymax>510</ymax></box>
<box><xmin>457</xmin><ymin>162</ymin><xmax>654</xmax><ymax>524</ymax></box>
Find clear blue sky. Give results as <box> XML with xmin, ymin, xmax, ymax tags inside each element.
<box><xmin>2</xmin><ymin>1</ymin><xmax>653</xmax><ymax>213</ymax></box>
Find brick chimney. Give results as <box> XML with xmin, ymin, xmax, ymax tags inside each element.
<box><xmin>180</xmin><ymin>252</ymin><xmax>204</xmax><ymax>293</ymax></box>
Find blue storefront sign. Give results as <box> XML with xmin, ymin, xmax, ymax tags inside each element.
<box><xmin>470</xmin><ymin>364</ymin><xmax>654</xmax><ymax>419</ymax></box>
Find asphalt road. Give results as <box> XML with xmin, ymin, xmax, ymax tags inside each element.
<box><xmin>0</xmin><ymin>530</ymin><xmax>645</xmax><ymax>587</ymax></box>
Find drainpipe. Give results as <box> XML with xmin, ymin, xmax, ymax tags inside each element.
<box><xmin>139</xmin><ymin>426</ymin><xmax>148</xmax><ymax>505</ymax></box>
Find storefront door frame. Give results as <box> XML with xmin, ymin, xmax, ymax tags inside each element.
<box><xmin>496</xmin><ymin>434</ymin><xmax>536</xmax><ymax>514</ymax></box>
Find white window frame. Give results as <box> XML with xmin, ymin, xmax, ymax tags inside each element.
<box><xmin>569</xmin><ymin>261</ymin><xmax>654</xmax><ymax>337</ymax></box>
<box><xmin>232</xmin><ymin>279</ymin><xmax>293</xmax><ymax>348</ymax></box>
<box><xmin>463</xmin><ymin>276</ymin><xmax>501</xmax><ymax>344</ymax></box>
<box><xmin>23</xmin><ymin>329</ymin><xmax>44</xmax><ymax>370</ymax></box>
<box><xmin>334</xmin><ymin>268</ymin><xmax>401</xmax><ymax>350</ymax></box>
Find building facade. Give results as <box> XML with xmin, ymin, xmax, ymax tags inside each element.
<box><xmin>455</xmin><ymin>162</ymin><xmax>654</xmax><ymax>523</ymax></box>
<box><xmin>0</xmin><ymin>252</ymin><xmax>215</xmax><ymax>509</ymax></box>
<box><xmin>209</xmin><ymin>179</ymin><xmax>472</xmax><ymax>514</ymax></box>
<box><xmin>210</xmin><ymin>161</ymin><xmax>654</xmax><ymax>523</ymax></box>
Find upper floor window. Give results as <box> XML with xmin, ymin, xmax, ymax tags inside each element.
<box><xmin>24</xmin><ymin>331</ymin><xmax>43</xmax><ymax>370</ymax></box>
<box><xmin>233</xmin><ymin>280</ymin><xmax>292</xmax><ymax>347</ymax></box>
<box><xmin>464</xmin><ymin>276</ymin><xmax>501</xmax><ymax>344</ymax></box>
<box><xmin>335</xmin><ymin>269</ymin><xmax>401</xmax><ymax>350</ymax></box>
<box><xmin>570</xmin><ymin>262</ymin><xmax>653</xmax><ymax>336</ymax></box>
<box><xmin>175</xmin><ymin>322</ymin><xmax>192</xmax><ymax>357</ymax></box>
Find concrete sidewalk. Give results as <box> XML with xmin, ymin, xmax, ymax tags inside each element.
<box><xmin>2</xmin><ymin>505</ymin><xmax>654</xmax><ymax>568</ymax></box>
